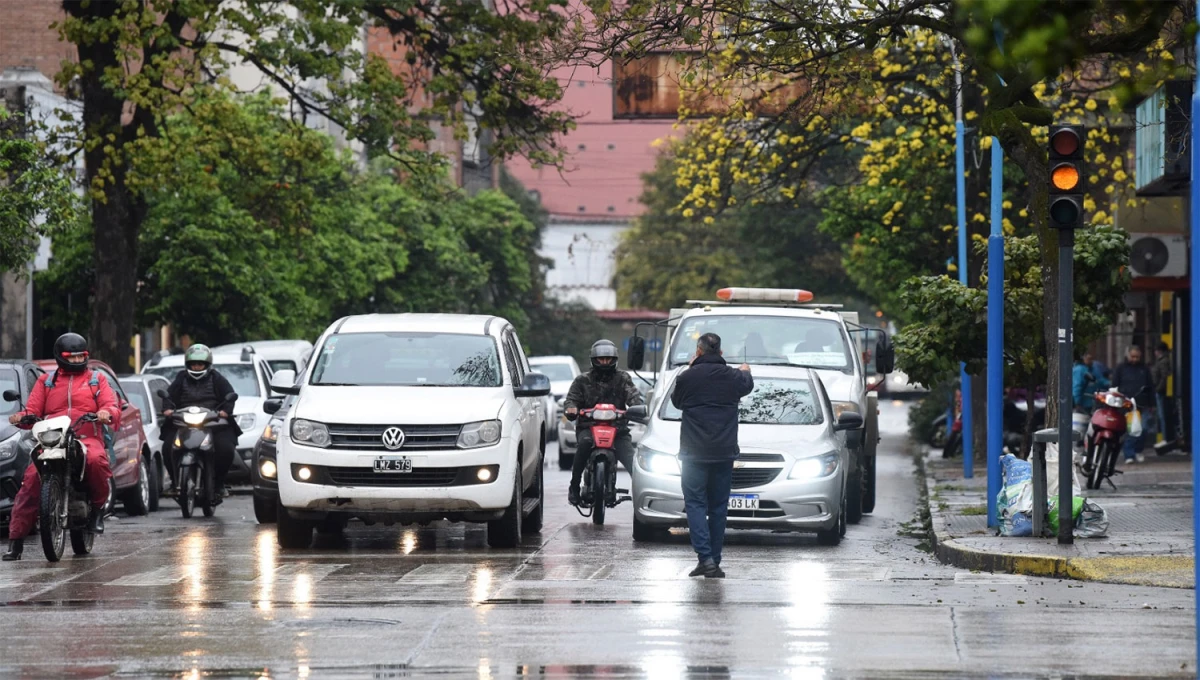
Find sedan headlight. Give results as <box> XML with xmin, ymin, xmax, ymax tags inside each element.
<box><xmin>458</xmin><ymin>420</ymin><xmax>502</xmax><ymax>449</ymax></box>
<box><xmin>0</xmin><ymin>436</ymin><xmax>18</xmax><ymax>461</ymax></box>
<box><xmin>831</xmin><ymin>401</ymin><xmax>858</xmax><ymax>420</ymax></box>
<box><xmin>789</xmin><ymin>451</ymin><xmax>840</xmax><ymax>480</ymax></box>
<box><xmin>291</xmin><ymin>418</ymin><xmax>331</xmax><ymax>448</ymax></box>
<box><xmin>637</xmin><ymin>447</ymin><xmax>681</xmax><ymax>476</ymax></box>
<box><xmin>261</xmin><ymin>418</ymin><xmax>282</xmax><ymax>443</ymax></box>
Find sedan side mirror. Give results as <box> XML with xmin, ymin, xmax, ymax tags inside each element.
<box><xmin>515</xmin><ymin>372</ymin><xmax>551</xmax><ymax>398</ymax></box>
<box><xmin>263</xmin><ymin>398</ymin><xmax>283</xmax><ymax>415</ymax></box>
<box><xmin>155</xmin><ymin>388</ymin><xmax>169</xmax><ymax>400</ymax></box>
<box><xmin>270</xmin><ymin>369</ymin><xmax>299</xmax><ymax>395</ymax></box>
<box><xmin>834</xmin><ymin>411</ymin><xmax>864</xmax><ymax>432</ymax></box>
<box><xmin>2</xmin><ymin>389</ymin><xmax>20</xmax><ymax>403</ymax></box>
<box><xmin>627</xmin><ymin>336</ymin><xmax>645</xmax><ymax>371</ymax></box>
<box><xmin>625</xmin><ymin>404</ymin><xmax>649</xmax><ymax>423</ymax></box>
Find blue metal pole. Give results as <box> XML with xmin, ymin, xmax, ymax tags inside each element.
<box><xmin>1189</xmin><ymin>3</ymin><xmax>1199</xmax><ymax>662</ymax></box>
<box><xmin>956</xmin><ymin>119</ymin><xmax>974</xmax><ymax>478</ymax></box>
<box><xmin>986</xmin><ymin>140</ymin><xmax>1004</xmax><ymax>527</ymax></box>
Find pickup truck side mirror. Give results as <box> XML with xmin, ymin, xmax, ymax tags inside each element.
<box><xmin>627</xmin><ymin>336</ymin><xmax>645</xmax><ymax>371</ymax></box>
<box><xmin>515</xmin><ymin>372</ymin><xmax>551</xmax><ymax>398</ymax></box>
<box><xmin>625</xmin><ymin>404</ymin><xmax>649</xmax><ymax>423</ymax></box>
<box><xmin>263</xmin><ymin>398</ymin><xmax>283</xmax><ymax>415</ymax></box>
<box><xmin>2</xmin><ymin>389</ymin><xmax>20</xmax><ymax>403</ymax></box>
<box><xmin>835</xmin><ymin>411</ymin><xmax>864</xmax><ymax>432</ymax></box>
<box><xmin>269</xmin><ymin>369</ymin><xmax>300</xmax><ymax>395</ymax></box>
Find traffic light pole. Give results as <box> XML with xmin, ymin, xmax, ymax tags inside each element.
<box><xmin>1056</xmin><ymin>227</ymin><xmax>1075</xmax><ymax>545</ymax></box>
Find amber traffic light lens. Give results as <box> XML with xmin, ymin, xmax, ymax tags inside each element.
<box><xmin>1051</xmin><ymin>130</ymin><xmax>1080</xmax><ymax>156</ymax></box>
<box><xmin>1052</xmin><ymin>164</ymin><xmax>1080</xmax><ymax>191</ymax></box>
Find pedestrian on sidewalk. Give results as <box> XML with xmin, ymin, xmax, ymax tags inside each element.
<box><xmin>670</xmin><ymin>332</ymin><xmax>754</xmax><ymax>579</ymax></box>
<box><xmin>1113</xmin><ymin>345</ymin><xmax>1154</xmax><ymax>464</ymax></box>
<box><xmin>1151</xmin><ymin>342</ymin><xmax>1176</xmax><ymax>446</ymax></box>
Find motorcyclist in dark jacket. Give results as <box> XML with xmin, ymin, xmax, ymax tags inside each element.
<box><xmin>563</xmin><ymin>340</ymin><xmax>644</xmax><ymax>506</ymax></box>
<box><xmin>161</xmin><ymin>344</ymin><xmax>241</xmax><ymax>499</ymax></box>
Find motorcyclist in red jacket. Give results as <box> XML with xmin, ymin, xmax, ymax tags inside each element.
<box><xmin>3</xmin><ymin>333</ymin><xmax>117</xmax><ymax>561</ymax></box>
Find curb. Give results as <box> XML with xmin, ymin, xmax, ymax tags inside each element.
<box><xmin>920</xmin><ymin>456</ymin><xmax>1196</xmax><ymax>589</ymax></box>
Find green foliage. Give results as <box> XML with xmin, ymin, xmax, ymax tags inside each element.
<box><xmin>0</xmin><ymin>105</ymin><xmax>78</xmax><ymax>273</ymax></box>
<box><xmin>896</xmin><ymin>225</ymin><xmax>1131</xmax><ymax>389</ymax></box>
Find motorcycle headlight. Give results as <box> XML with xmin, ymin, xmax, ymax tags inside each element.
<box><xmin>0</xmin><ymin>436</ymin><xmax>18</xmax><ymax>461</ymax></box>
<box><xmin>591</xmin><ymin>408</ymin><xmax>618</xmax><ymax>422</ymax></box>
<box><xmin>182</xmin><ymin>411</ymin><xmax>207</xmax><ymax>426</ymax></box>
<box><xmin>235</xmin><ymin>413</ymin><xmax>256</xmax><ymax>430</ymax></box>
<box><xmin>637</xmin><ymin>447</ymin><xmax>681</xmax><ymax>476</ymax></box>
<box><xmin>37</xmin><ymin>430</ymin><xmax>64</xmax><ymax>448</ymax></box>
<box><xmin>789</xmin><ymin>451</ymin><xmax>840</xmax><ymax>480</ymax></box>
<box><xmin>291</xmin><ymin>419</ymin><xmax>331</xmax><ymax>448</ymax></box>
<box><xmin>261</xmin><ymin>419</ymin><xmax>282</xmax><ymax>443</ymax></box>
<box><xmin>458</xmin><ymin>420</ymin><xmax>502</xmax><ymax>449</ymax></box>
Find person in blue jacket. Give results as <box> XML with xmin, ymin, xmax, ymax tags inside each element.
<box><xmin>1073</xmin><ymin>352</ymin><xmax>1109</xmax><ymax>412</ymax></box>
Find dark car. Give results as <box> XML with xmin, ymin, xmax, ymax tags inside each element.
<box><xmin>251</xmin><ymin>393</ymin><xmax>293</xmax><ymax>523</ymax></box>
<box><xmin>33</xmin><ymin>359</ymin><xmax>157</xmax><ymax>516</ymax></box>
<box><xmin>0</xmin><ymin>361</ymin><xmax>46</xmax><ymax>531</ymax></box>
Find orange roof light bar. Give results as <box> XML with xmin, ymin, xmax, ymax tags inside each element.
<box><xmin>1051</xmin><ymin>163</ymin><xmax>1080</xmax><ymax>191</ymax></box>
<box><xmin>716</xmin><ymin>287</ymin><xmax>815</xmax><ymax>303</ymax></box>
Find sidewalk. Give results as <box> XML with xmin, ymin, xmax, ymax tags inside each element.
<box><xmin>923</xmin><ymin>446</ymin><xmax>1196</xmax><ymax>589</ymax></box>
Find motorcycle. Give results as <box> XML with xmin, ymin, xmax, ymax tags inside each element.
<box><xmin>1081</xmin><ymin>388</ymin><xmax>1133</xmax><ymax>490</ymax></box>
<box><xmin>573</xmin><ymin>403</ymin><xmax>648</xmax><ymax>525</ymax></box>
<box><xmin>20</xmin><ymin>413</ymin><xmax>100</xmax><ymax>562</ymax></box>
<box><xmin>159</xmin><ymin>390</ymin><xmax>235</xmax><ymax>519</ymax></box>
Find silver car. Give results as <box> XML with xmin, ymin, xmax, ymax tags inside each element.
<box><xmin>118</xmin><ymin>374</ymin><xmax>173</xmax><ymax>497</ymax></box>
<box><xmin>631</xmin><ymin>367</ymin><xmax>861</xmax><ymax>546</ymax></box>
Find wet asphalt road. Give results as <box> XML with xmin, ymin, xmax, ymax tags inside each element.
<box><xmin>0</xmin><ymin>402</ymin><xmax>1194</xmax><ymax>678</ymax></box>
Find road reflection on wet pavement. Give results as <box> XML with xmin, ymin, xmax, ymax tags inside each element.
<box><xmin>0</xmin><ymin>403</ymin><xmax>1193</xmax><ymax>678</ymax></box>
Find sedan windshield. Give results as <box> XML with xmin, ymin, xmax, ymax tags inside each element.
<box><xmin>661</xmin><ymin>378</ymin><xmax>824</xmax><ymax>425</ymax></box>
<box><xmin>311</xmin><ymin>333</ymin><xmax>502</xmax><ymax>387</ymax></box>
<box><xmin>120</xmin><ymin>382</ymin><xmax>151</xmax><ymax>421</ymax></box>
<box><xmin>668</xmin><ymin>314</ymin><xmax>852</xmax><ymax>373</ymax></box>
<box><xmin>143</xmin><ymin>364</ymin><xmax>261</xmax><ymax>397</ymax></box>
<box><xmin>531</xmin><ymin>363</ymin><xmax>575</xmax><ymax>381</ymax></box>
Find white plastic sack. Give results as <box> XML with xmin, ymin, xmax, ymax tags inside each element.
<box><xmin>1045</xmin><ymin>442</ymin><xmax>1083</xmax><ymax>500</ymax></box>
<box><xmin>1127</xmin><ymin>408</ymin><xmax>1143</xmax><ymax>438</ymax></box>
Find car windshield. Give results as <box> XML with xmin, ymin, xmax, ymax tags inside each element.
<box><xmin>661</xmin><ymin>378</ymin><xmax>824</xmax><ymax>425</ymax></box>
<box><xmin>0</xmin><ymin>369</ymin><xmax>20</xmax><ymax>416</ymax></box>
<box><xmin>269</xmin><ymin>360</ymin><xmax>297</xmax><ymax>373</ymax></box>
<box><xmin>310</xmin><ymin>332</ymin><xmax>503</xmax><ymax>387</ymax></box>
<box><xmin>531</xmin><ymin>363</ymin><xmax>575</xmax><ymax>381</ymax></box>
<box><xmin>121</xmin><ymin>382</ymin><xmax>151</xmax><ymax>420</ymax></box>
<box><xmin>668</xmin><ymin>314</ymin><xmax>853</xmax><ymax>373</ymax></box>
<box><xmin>143</xmin><ymin>364</ymin><xmax>261</xmax><ymax>397</ymax></box>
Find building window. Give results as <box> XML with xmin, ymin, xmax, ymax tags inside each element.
<box><xmin>607</xmin><ymin>143</ymin><xmax>616</xmax><ymax>151</ymax></box>
<box><xmin>577</xmin><ymin>144</ymin><xmax>587</xmax><ymax>151</ymax></box>
<box><xmin>577</xmin><ymin>205</ymin><xmax>587</xmax><ymax>212</ymax></box>
<box><xmin>607</xmin><ymin>206</ymin><xmax>616</xmax><ymax>212</ymax></box>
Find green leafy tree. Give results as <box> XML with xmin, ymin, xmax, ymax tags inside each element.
<box><xmin>0</xmin><ymin>105</ymin><xmax>77</xmax><ymax>273</ymax></box>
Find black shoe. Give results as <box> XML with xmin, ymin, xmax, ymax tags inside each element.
<box><xmin>568</xmin><ymin>487</ymin><xmax>581</xmax><ymax>506</ymax></box>
<box><xmin>706</xmin><ymin>566</ymin><xmax>726</xmax><ymax>579</ymax></box>
<box><xmin>2</xmin><ymin>539</ymin><xmax>22</xmax><ymax>561</ymax></box>
<box><xmin>88</xmin><ymin>507</ymin><xmax>105</xmax><ymax>534</ymax></box>
<box><xmin>689</xmin><ymin>559</ymin><xmax>718</xmax><ymax>578</ymax></box>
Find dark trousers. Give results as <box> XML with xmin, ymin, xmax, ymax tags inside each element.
<box><xmin>164</xmin><ymin>427</ymin><xmax>237</xmax><ymax>488</ymax></box>
<box><xmin>680</xmin><ymin>459</ymin><xmax>734</xmax><ymax>564</ymax></box>
<box><xmin>569</xmin><ymin>429</ymin><xmax>634</xmax><ymax>489</ymax></box>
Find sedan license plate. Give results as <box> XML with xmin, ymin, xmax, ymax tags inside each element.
<box><xmin>728</xmin><ymin>494</ymin><xmax>759</xmax><ymax>511</ymax></box>
<box><xmin>374</xmin><ymin>456</ymin><xmax>412</xmax><ymax>473</ymax></box>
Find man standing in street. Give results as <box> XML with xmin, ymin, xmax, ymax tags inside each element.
<box><xmin>670</xmin><ymin>332</ymin><xmax>754</xmax><ymax>578</ymax></box>
<box><xmin>1113</xmin><ymin>345</ymin><xmax>1154</xmax><ymax>464</ymax></box>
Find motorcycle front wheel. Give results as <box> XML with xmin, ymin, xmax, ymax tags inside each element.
<box><xmin>39</xmin><ymin>475</ymin><xmax>66</xmax><ymax>562</ymax></box>
<box><xmin>70</xmin><ymin>527</ymin><xmax>94</xmax><ymax>555</ymax></box>
<box><xmin>201</xmin><ymin>463</ymin><xmax>215</xmax><ymax>518</ymax></box>
<box><xmin>179</xmin><ymin>466</ymin><xmax>197</xmax><ymax>519</ymax></box>
<box><xmin>591</xmin><ymin>459</ymin><xmax>607</xmax><ymax>526</ymax></box>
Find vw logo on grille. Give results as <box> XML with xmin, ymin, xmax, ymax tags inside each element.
<box><xmin>381</xmin><ymin>427</ymin><xmax>406</xmax><ymax>450</ymax></box>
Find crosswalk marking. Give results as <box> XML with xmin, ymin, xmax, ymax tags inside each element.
<box><xmin>253</xmin><ymin>563</ymin><xmax>347</xmax><ymax>586</ymax></box>
<box><xmin>398</xmin><ymin>564</ymin><xmax>474</xmax><ymax>583</ymax></box>
<box><xmin>107</xmin><ymin>566</ymin><xmax>188</xmax><ymax>587</ymax></box>
<box><xmin>542</xmin><ymin>564</ymin><xmax>613</xmax><ymax>580</ymax></box>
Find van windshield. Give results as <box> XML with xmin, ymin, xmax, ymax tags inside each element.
<box><xmin>668</xmin><ymin>314</ymin><xmax>852</xmax><ymax>374</ymax></box>
<box><xmin>310</xmin><ymin>333</ymin><xmax>503</xmax><ymax>387</ymax></box>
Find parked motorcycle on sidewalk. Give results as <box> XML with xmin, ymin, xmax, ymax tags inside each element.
<box><xmin>158</xmin><ymin>390</ymin><xmax>235</xmax><ymax>519</ymax></box>
<box><xmin>20</xmin><ymin>413</ymin><xmax>101</xmax><ymax>562</ymax></box>
<box><xmin>1081</xmin><ymin>388</ymin><xmax>1133</xmax><ymax>490</ymax></box>
<box><xmin>574</xmin><ymin>404</ymin><xmax>647</xmax><ymax>525</ymax></box>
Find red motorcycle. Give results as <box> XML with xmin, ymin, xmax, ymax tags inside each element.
<box><xmin>576</xmin><ymin>404</ymin><xmax>647</xmax><ymax>525</ymax></box>
<box><xmin>1083</xmin><ymin>389</ymin><xmax>1133</xmax><ymax>490</ymax></box>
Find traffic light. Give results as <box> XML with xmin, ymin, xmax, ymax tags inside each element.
<box><xmin>1048</xmin><ymin>124</ymin><xmax>1085</xmax><ymax>229</ymax></box>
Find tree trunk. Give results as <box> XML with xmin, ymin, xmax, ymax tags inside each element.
<box><xmin>67</xmin><ymin>0</ymin><xmax>143</xmax><ymax>371</ymax></box>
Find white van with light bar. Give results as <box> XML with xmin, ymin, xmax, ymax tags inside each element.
<box><xmin>626</xmin><ymin>287</ymin><xmax>893</xmax><ymax>527</ymax></box>
<box><xmin>269</xmin><ymin>314</ymin><xmax>551</xmax><ymax>549</ymax></box>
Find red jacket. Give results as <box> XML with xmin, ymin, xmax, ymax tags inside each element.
<box><xmin>18</xmin><ymin>369</ymin><xmax>120</xmax><ymax>441</ymax></box>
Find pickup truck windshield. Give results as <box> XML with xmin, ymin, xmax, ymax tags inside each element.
<box><xmin>668</xmin><ymin>314</ymin><xmax>853</xmax><ymax>373</ymax></box>
<box><xmin>310</xmin><ymin>332</ymin><xmax>502</xmax><ymax>387</ymax></box>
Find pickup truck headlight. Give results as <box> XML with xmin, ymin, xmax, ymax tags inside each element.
<box><xmin>458</xmin><ymin>420</ymin><xmax>502</xmax><ymax>449</ymax></box>
<box><xmin>0</xmin><ymin>435</ymin><xmax>18</xmax><ymax>461</ymax></box>
<box><xmin>291</xmin><ymin>419</ymin><xmax>331</xmax><ymax>448</ymax></box>
<box><xmin>261</xmin><ymin>418</ymin><xmax>282</xmax><ymax>443</ymax></box>
<box><xmin>789</xmin><ymin>452</ymin><xmax>840</xmax><ymax>480</ymax></box>
<box><xmin>637</xmin><ymin>447</ymin><xmax>681</xmax><ymax>476</ymax></box>
<box><xmin>235</xmin><ymin>413</ymin><xmax>256</xmax><ymax>431</ymax></box>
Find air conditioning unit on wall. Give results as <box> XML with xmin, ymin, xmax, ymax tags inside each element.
<box><xmin>1129</xmin><ymin>233</ymin><xmax>1188</xmax><ymax>278</ymax></box>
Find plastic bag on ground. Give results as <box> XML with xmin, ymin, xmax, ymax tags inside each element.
<box><xmin>1047</xmin><ymin>496</ymin><xmax>1084</xmax><ymax>535</ymax></box>
<box><xmin>1074</xmin><ymin>499</ymin><xmax>1109</xmax><ymax>538</ymax></box>
<box><xmin>1045</xmin><ymin>442</ymin><xmax>1083</xmax><ymax>500</ymax></box>
<box><xmin>996</xmin><ymin>454</ymin><xmax>1033</xmax><ymax>537</ymax></box>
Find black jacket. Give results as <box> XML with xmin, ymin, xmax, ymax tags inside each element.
<box><xmin>671</xmin><ymin>354</ymin><xmax>754</xmax><ymax>462</ymax></box>
<box><xmin>564</xmin><ymin>369</ymin><xmax>644</xmax><ymax>430</ymax></box>
<box><xmin>1113</xmin><ymin>361</ymin><xmax>1154</xmax><ymax>408</ymax></box>
<box><xmin>163</xmin><ymin>369</ymin><xmax>242</xmax><ymax>439</ymax></box>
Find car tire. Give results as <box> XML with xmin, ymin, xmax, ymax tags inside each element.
<box><xmin>845</xmin><ymin>455</ymin><xmax>864</xmax><ymax>525</ymax></box>
<box><xmin>632</xmin><ymin>515</ymin><xmax>666</xmax><ymax>543</ymax></box>
<box><xmin>862</xmin><ymin>406</ymin><xmax>878</xmax><ymax>514</ymax></box>
<box><xmin>123</xmin><ymin>455</ymin><xmax>152</xmax><ymax>517</ymax></box>
<box><xmin>558</xmin><ymin>452</ymin><xmax>572</xmax><ymax>471</ymax></box>
<box><xmin>817</xmin><ymin>493</ymin><xmax>845</xmax><ymax>546</ymax></box>
<box><xmin>253</xmin><ymin>495</ymin><xmax>278</xmax><ymax>524</ymax></box>
<box><xmin>487</xmin><ymin>468</ymin><xmax>523</xmax><ymax>548</ymax></box>
<box><xmin>522</xmin><ymin>455</ymin><xmax>544</xmax><ymax>535</ymax></box>
<box><xmin>277</xmin><ymin>504</ymin><xmax>314</xmax><ymax>549</ymax></box>
<box><xmin>149</xmin><ymin>454</ymin><xmax>162</xmax><ymax>512</ymax></box>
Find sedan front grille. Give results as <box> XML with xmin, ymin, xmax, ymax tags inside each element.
<box><xmin>731</xmin><ymin>468</ymin><xmax>782</xmax><ymax>489</ymax></box>
<box><xmin>326</xmin><ymin>424</ymin><xmax>461</xmax><ymax>451</ymax></box>
<box><xmin>737</xmin><ymin>453</ymin><xmax>785</xmax><ymax>463</ymax></box>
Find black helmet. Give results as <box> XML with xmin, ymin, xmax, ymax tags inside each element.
<box><xmin>590</xmin><ymin>339</ymin><xmax>619</xmax><ymax>375</ymax></box>
<box><xmin>53</xmin><ymin>333</ymin><xmax>89</xmax><ymax>374</ymax></box>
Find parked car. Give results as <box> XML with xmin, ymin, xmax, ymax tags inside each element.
<box><xmin>213</xmin><ymin>340</ymin><xmax>313</xmax><ymax>374</ymax></box>
<box><xmin>118</xmin><ymin>373</ymin><xmax>173</xmax><ymax>503</ymax></box>
<box><xmin>0</xmin><ymin>361</ymin><xmax>46</xmax><ymax>529</ymax></box>
<box><xmin>32</xmin><ymin>359</ymin><xmax>156</xmax><ymax>516</ymax></box>
<box><xmin>528</xmin><ymin>355</ymin><xmax>581</xmax><ymax>442</ymax></box>
<box><xmin>251</xmin><ymin>393</ymin><xmax>295</xmax><ymax>524</ymax></box>
<box><xmin>141</xmin><ymin>345</ymin><xmax>275</xmax><ymax>480</ymax></box>
<box><xmin>271</xmin><ymin>313</ymin><xmax>551</xmax><ymax>549</ymax></box>
<box><xmin>631</xmin><ymin>366</ymin><xmax>860</xmax><ymax>546</ymax></box>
